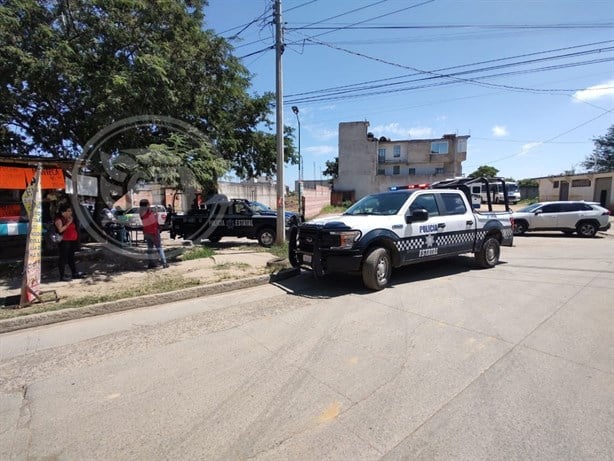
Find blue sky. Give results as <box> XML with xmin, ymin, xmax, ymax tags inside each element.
<box><xmin>206</xmin><ymin>0</ymin><xmax>614</xmax><ymax>188</ymax></box>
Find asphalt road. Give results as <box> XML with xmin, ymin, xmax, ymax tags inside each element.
<box><xmin>1</xmin><ymin>233</ymin><xmax>613</xmax><ymax>460</ymax></box>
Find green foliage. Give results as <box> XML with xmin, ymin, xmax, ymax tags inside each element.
<box><xmin>180</xmin><ymin>246</ymin><xmax>215</xmax><ymax>261</ymax></box>
<box><xmin>0</xmin><ymin>0</ymin><xmax>295</xmax><ymax>182</ymax></box>
<box><xmin>323</xmin><ymin>157</ymin><xmax>339</xmax><ymax>178</ymax></box>
<box><xmin>518</xmin><ymin>178</ymin><xmax>538</xmax><ymax>187</ymax></box>
<box><xmin>266</xmin><ymin>242</ymin><xmax>289</xmax><ymax>260</ymax></box>
<box><xmin>320</xmin><ymin>204</ymin><xmax>348</xmax><ymax>215</ymax></box>
<box><xmin>581</xmin><ymin>125</ymin><xmax>614</xmax><ymax>173</ymax></box>
<box><xmin>468</xmin><ymin>165</ymin><xmax>500</xmax><ymax>178</ymax></box>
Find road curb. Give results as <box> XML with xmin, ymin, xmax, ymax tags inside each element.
<box><xmin>0</xmin><ymin>267</ymin><xmax>300</xmax><ymax>335</ymax></box>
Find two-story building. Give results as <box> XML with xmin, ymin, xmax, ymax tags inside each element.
<box><xmin>333</xmin><ymin>121</ymin><xmax>469</xmax><ymax>201</ymax></box>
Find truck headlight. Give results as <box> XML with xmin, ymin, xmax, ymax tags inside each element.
<box><xmin>330</xmin><ymin>230</ymin><xmax>361</xmax><ymax>249</ymax></box>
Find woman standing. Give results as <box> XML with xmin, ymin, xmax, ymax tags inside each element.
<box><xmin>54</xmin><ymin>203</ymin><xmax>84</xmax><ymax>281</ymax></box>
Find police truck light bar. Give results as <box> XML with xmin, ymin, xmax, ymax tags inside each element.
<box><xmin>389</xmin><ymin>183</ymin><xmax>429</xmax><ymax>191</ymax></box>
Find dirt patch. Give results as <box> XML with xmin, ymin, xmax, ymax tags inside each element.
<box><xmin>0</xmin><ymin>235</ymin><xmax>280</xmax><ymax>317</ymax></box>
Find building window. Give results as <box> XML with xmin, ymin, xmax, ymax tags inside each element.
<box><xmin>408</xmin><ymin>168</ymin><xmax>416</xmax><ymax>175</ymax></box>
<box><xmin>393</xmin><ymin>165</ymin><xmax>400</xmax><ymax>175</ymax></box>
<box><xmin>378</xmin><ymin>148</ymin><xmax>386</xmax><ymax>161</ymax></box>
<box><xmin>553</xmin><ymin>181</ymin><xmax>559</xmax><ymax>189</ymax></box>
<box><xmin>457</xmin><ymin>138</ymin><xmax>467</xmax><ymax>153</ymax></box>
<box><xmin>435</xmin><ymin>167</ymin><xmax>444</xmax><ymax>175</ymax></box>
<box><xmin>377</xmin><ymin>168</ymin><xmax>385</xmax><ymax>175</ymax></box>
<box><xmin>430</xmin><ymin>141</ymin><xmax>448</xmax><ymax>154</ymax></box>
<box><xmin>571</xmin><ymin>179</ymin><xmax>591</xmax><ymax>187</ymax></box>
<box><xmin>393</xmin><ymin>145</ymin><xmax>401</xmax><ymax>157</ymax></box>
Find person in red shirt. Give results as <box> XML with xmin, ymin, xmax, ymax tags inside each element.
<box><xmin>54</xmin><ymin>203</ymin><xmax>85</xmax><ymax>281</ymax></box>
<box><xmin>139</xmin><ymin>199</ymin><xmax>168</xmax><ymax>269</ymax></box>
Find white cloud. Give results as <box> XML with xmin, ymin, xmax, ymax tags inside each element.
<box><xmin>313</xmin><ymin>128</ymin><xmax>336</xmax><ymax>140</ymax></box>
<box><xmin>519</xmin><ymin>142</ymin><xmax>542</xmax><ymax>156</ymax></box>
<box><xmin>492</xmin><ymin>125</ymin><xmax>509</xmax><ymax>137</ymax></box>
<box><xmin>408</xmin><ymin>127</ymin><xmax>434</xmax><ymax>138</ymax></box>
<box><xmin>304</xmin><ymin>145</ymin><xmax>336</xmax><ymax>156</ymax></box>
<box><xmin>573</xmin><ymin>80</ymin><xmax>614</xmax><ymax>102</ymax></box>
<box><xmin>371</xmin><ymin>123</ymin><xmax>433</xmax><ymax>139</ymax></box>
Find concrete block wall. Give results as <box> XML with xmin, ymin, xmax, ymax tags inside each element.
<box><xmin>218</xmin><ymin>181</ymin><xmax>277</xmax><ymax>208</ymax></box>
<box><xmin>303</xmin><ymin>185</ymin><xmax>332</xmax><ymax>219</ymax></box>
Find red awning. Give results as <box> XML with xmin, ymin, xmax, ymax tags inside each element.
<box><xmin>0</xmin><ymin>166</ymin><xmax>28</xmax><ymax>189</ymax></box>
<box><xmin>1</xmin><ymin>166</ymin><xmax>65</xmax><ymax>189</ymax></box>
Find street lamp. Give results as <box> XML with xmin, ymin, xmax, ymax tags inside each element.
<box><xmin>291</xmin><ymin>105</ymin><xmax>302</xmax><ymax>218</ymax></box>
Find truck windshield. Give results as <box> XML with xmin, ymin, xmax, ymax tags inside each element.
<box><xmin>506</xmin><ymin>183</ymin><xmax>519</xmax><ymax>193</ymax></box>
<box><xmin>344</xmin><ymin>191</ymin><xmax>413</xmax><ymax>216</ymax></box>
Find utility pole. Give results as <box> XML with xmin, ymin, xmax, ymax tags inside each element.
<box><xmin>291</xmin><ymin>106</ymin><xmax>301</xmax><ymax>219</ymax></box>
<box><xmin>274</xmin><ymin>0</ymin><xmax>285</xmax><ymax>244</ymax></box>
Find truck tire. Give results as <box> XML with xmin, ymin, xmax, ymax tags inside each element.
<box><xmin>288</xmin><ymin>226</ymin><xmax>299</xmax><ymax>268</ymax></box>
<box><xmin>475</xmin><ymin>236</ymin><xmax>500</xmax><ymax>268</ymax></box>
<box><xmin>362</xmin><ymin>247</ymin><xmax>391</xmax><ymax>291</ymax></box>
<box><xmin>208</xmin><ymin>235</ymin><xmax>222</xmax><ymax>243</ymax></box>
<box><xmin>576</xmin><ymin>221</ymin><xmax>597</xmax><ymax>238</ymax></box>
<box><xmin>258</xmin><ymin>227</ymin><xmax>276</xmax><ymax>247</ymax></box>
<box><xmin>513</xmin><ymin>220</ymin><xmax>528</xmax><ymax>235</ymax></box>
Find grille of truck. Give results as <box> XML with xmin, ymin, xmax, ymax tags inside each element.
<box><xmin>297</xmin><ymin>225</ymin><xmax>340</xmax><ymax>251</ymax></box>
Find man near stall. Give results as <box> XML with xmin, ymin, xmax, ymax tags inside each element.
<box><xmin>138</xmin><ymin>199</ymin><xmax>169</xmax><ymax>269</ymax></box>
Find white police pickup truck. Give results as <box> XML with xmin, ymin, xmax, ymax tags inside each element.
<box><xmin>289</xmin><ymin>179</ymin><xmax>514</xmax><ymax>290</ymax></box>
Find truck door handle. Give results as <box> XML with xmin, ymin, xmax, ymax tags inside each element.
<box><xmin>466</xmin><ymin>221</ymin><xmax>473</xmax><ymax>226</ymax></box>
<box><xmin>438</xmin><ymin>223</ymin><xmax>446</xmax><ymax>229</ymax></box>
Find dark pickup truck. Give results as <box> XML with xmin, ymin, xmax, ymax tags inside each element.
<box><xmin>170</xmin><ymin>198</ymin><xmax>300</xmax><ymax>247</ymax></box>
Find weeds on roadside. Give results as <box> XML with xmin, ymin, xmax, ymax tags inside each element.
<box><xmin>319</xmin><ymin>204</ymin><xmax>348</xmax><ymax>215</ymax></box>
<box><xmin>0</xmin><ymin>275</ymin><xmax>201</xmax><ymax>320</ymax></box>
<box><xmin>179</xmin><ymin>246</ymin><xmax>215</xmax><ymax>261</ymax></box>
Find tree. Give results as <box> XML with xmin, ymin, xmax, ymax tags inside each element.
<box><xmin>323</xmin><ymin>157</ymin><xmax>338</xmax><ymax>179</ymax></box>
<box><xmin>0</xmin><ymin>0</ymin><xmax>296</xmax><ymax>181</ymax></box>
<box><xmin>468</xmin><ymin>165</ymin><xmax>499</xmax><ymax>178</ymax></box>
<box><xmin>581</xmin><ymin>125</ymin><xmax>614</xmax><ymax>173</ymax></box>
<box><xmin>518</xmin><ymin>178</ymin><xmax>538</xmax><ymax>187</ymax></box>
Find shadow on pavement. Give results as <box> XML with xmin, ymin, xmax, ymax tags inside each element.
<box><xmin>272</xmin><ymin>255</ymin><xmax>494</xmax><ymax>299</ymax></box>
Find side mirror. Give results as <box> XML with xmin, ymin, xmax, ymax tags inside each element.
<box><xmin>406</xmin><ymin>208</ymin><xmax>429</xmax><ymax>223</ymax></box>
<box><xmin>534</xmin><ymin>210</ymin><xmax>542</xmax><ymax>215</ymax></box>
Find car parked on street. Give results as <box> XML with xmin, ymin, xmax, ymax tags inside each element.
<box><xmin>170</xmin><ymin>198</ymin><xmax>300</xmax><ymax>247</ymax></box>
<box><xmin>512</xmin><ymin>201</ymin><xmax>611</xmax><ymax>237</ymax></box>
<box><xmin>120</xmin><ymin>204</ymin><xmax>169</xmax><ymax>230</ymax></box>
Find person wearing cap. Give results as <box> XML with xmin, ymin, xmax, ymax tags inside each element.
<box><xmin>139</xmin><ymin>199</ymin><xmax>169</xmax><ymax>269</ymax></box>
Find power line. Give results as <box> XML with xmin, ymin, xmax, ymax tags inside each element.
<box><xmin>470</xmin><ymin>109</ymin><xmax>614</xmax><ymax>167</ymax></box>
<box><xmin>285</xmin><ymin>40</ymin><xmax>614</xmax><ymax>98</ymax></box>
<box><xmin>286</xmin><ymin>0</ymin><xmax>321</xmax><ymax>13</ymax></box>
<box><xmin>287</xmin><ymin>22</ymin><xmax>614</xmax><ymax>30</ymax></box>
<box><xmin>283</xmin><ymin>37</ymin><xmax>614</xmax><ymax>103</ymax></box>
<box><xmin>285</xmin><ymin>0</ymin><xmax>436</xmax><ymax>45</ymax></box>
<box><xmin>217</xmin><ymin>2</ymin><xmax>272</xmax><ymax>38</ymax></box>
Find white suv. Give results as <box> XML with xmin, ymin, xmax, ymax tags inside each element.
<box><xmin>512</xmin><ymin>201</ymin><xmax>611</xmax><ymax>237</ymax></box>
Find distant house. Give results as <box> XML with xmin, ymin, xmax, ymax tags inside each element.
<box><xmin>534</xmin><ymin>171</ymin><xmax>613</xmax><ymax>210</ymax></box>
<box><xmin>333</xmin><ymin>121</ymin><xmax>469</xmax><ymax>201</ymax></box>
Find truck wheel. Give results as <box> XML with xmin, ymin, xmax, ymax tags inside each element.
<box><xmin>362</xmin><ymin>247</ymin><xmax>391</xmax><ymax>291</ymax></box>
<box><xmin>576</xmin><ymin>221</ymin><xmax>597</xmax><ymax>238</ymax></box>
<box><xmin>288</xmin><ymin>226</ymin><xmax>299</xmax><ymax>268</ymax></box>
<box><xmin>258</xmin><ymin>228</ymin><xmax>276</xmax><ymax>247</ymax></box>
<box><xmin>475</xmin><ymin>236</ymin><xmax>500</xmax><ymax>268</ymax></box>
<box><xmin>208</xmin><ymin>235</ymin><xmax>222</xmax><ymax>243</ymax></box>
<box><xmin>513</xmin><ymin>220</ymin><xmax>527</xmax><ymax>235</ymax></box>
